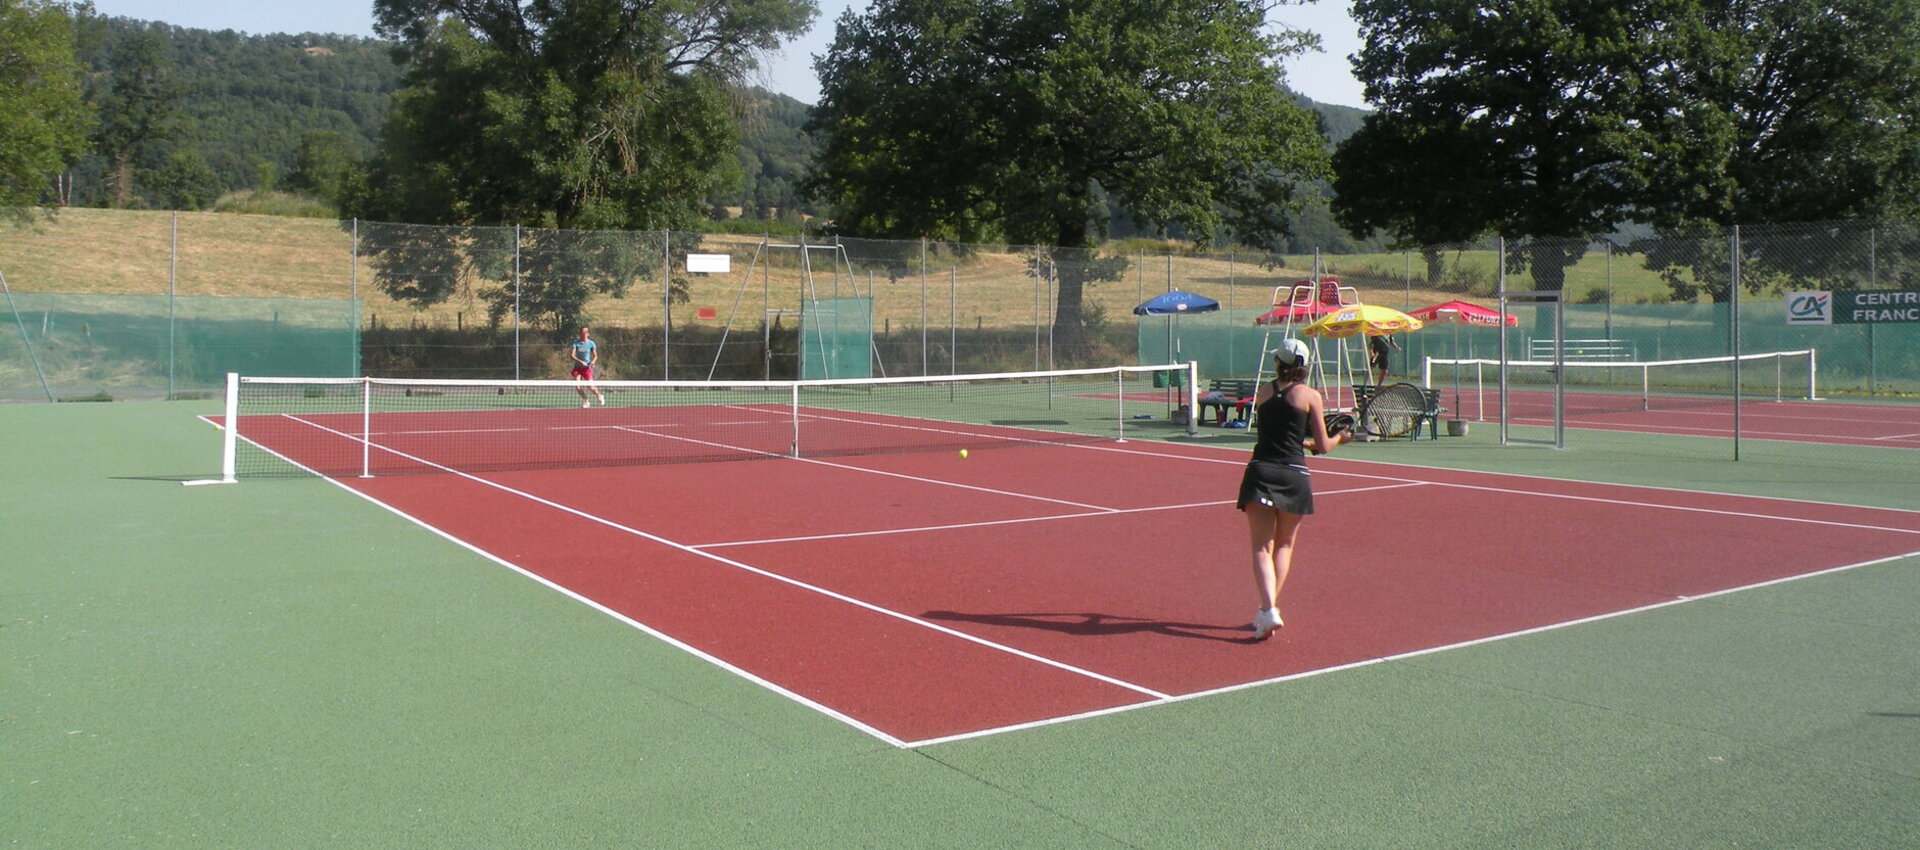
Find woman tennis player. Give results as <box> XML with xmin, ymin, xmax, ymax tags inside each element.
<box><xmin>569</xmin><ymin>326</ymin><xmax>607</xmax><ymax>407</ymax></box>
<box><xmin>1238</xmin><ymin>338</ymin><xmax>1352</xmax><ymax>640</ymax></box>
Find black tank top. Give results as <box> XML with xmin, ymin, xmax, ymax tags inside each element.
<box><xmin>1251</xmin><ymin>380</ymin><xmax>1308</xmax><ymax>464</ymax></box>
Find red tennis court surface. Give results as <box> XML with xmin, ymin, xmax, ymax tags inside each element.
<box><xmin>258</xmin><ymin>427</ymin><xmax>1920</xmax><ymax>746</ymax></box>
<box><xmin>1449</xmin><ymin>390</ymin><xmax>1920</xmax><ymax>448</ymax></box>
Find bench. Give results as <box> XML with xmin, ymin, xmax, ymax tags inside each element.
<box><xmin>1528</xmin><ymin>338</ymin><xmax>1636</xmax><ymax>361</ymax></box>
<box><xmin>1197</xmin><ymin>378</ymin><xmax>1259</xmax><ymax>427</ymax></box>
<box><xmin>1352</xmin><ymin>382</ymin><xmax>1447</xmax><ymax>440</ymax></box>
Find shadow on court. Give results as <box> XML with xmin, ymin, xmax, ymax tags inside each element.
<box><xmin>923</xmin><ymin>609</ymin><xmax>1256</xmax><ymax>644</ymax></box>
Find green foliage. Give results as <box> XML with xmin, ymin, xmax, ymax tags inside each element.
<box><xmin>1334</xmin><ymin>0</ymin><xmax>1672</xmax><ymax>290</ymax></box>
<box><xmin>808</xmin><ymin>0</ymin><xmax>1332</xmax><ymax>348</ymax></box>
<box><xmin>1335</xmin><ymin>0</ymin><xmax>1920</xmax><ymax>304</ymax></box>
<box><xmin>0</xmin><ymin>0</ymin><xmax>90</xmax><ymax>222</ymax></box>
<box><xmin>65</xmin><ymin>17</ymin><xmax>399</xmax><ymax>210</ymax></box>
<box><xmin>352</xmin><ymin>0</ymin><xmax>813</xmax><ymax>328</ymax></box>
<box><xmin>1631</xmin><ymin>1</ymin><xmax>1920</xmax><ymax>301</ymax></box>
<box><xmin>144</xmin><ymin>148</ymin><xmax>219</xmax><ymax>210</ymax></box>
<box><xmin>86</xmin><ymin>27</ymin><xmax>185</xmax><ymax>208</ymax></box>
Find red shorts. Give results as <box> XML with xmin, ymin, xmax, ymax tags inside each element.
<box><xmin>571</xmin><ymin>365</ymin><xmax>594</xmax><ymax>379</ymax></box>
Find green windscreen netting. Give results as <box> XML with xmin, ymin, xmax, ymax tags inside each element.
<box><xmin>800</xmin><ymin>296</ymin><xmax>874</xmax><ymax>380</ymax></box>
<box><xmin>1135</xmin><ymin>308</ymin><xmax>1276</xmax><ymax>379</ymax></box>
<box><xmin>2</xmin><ymin>292</ymin><xmax>359</xmax><ymax>401</ymax></box>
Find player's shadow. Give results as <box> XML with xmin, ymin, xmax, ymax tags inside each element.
<box><xmin>923</xmin><ymin>610</ymin><xmax>1254</xmax><ymax>644</ymax></box>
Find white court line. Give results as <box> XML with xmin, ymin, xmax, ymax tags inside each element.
<box><xmin>696</xmin><ymin>482</ymin><xmax>1428</xmax><ymax>549</ymax></box>
<box><xmin>1337</xmin><ymin>472</ymin><xmax>1920</xmax><ymax>536</ymax></box>
<box><xmin>905</xmin><ymin>548</ymin><xmax>1920</xmax><ymax>747</ymax></box>
<box><xmin>279</xmin><ymin>415</ymin><xmax>1174</xmax><ymax>708</ymax></box>
<box><xmin>201</xmin><ymin>415</ymin><xmax>910</xmax><ymax>745</ymax></box>
<box><xmin>1502</xmin><ymin>413</ymin><xmax>1920</xmax><ymax>443</ymax></box>
<box><xmin>606</xmin><ymin>415</ymin><xmax>1122</xmax><ymax>512</ymax></box>
<box><xmin>228</xmin><ymin>408</ymin><xmax>1920</xmax><ymax>747</ymax></box>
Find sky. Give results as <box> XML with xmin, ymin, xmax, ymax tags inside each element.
<box><xmin>85</xmin><ymin>0</ymin><xmax>1368</xmax><ymax>108</ymax></box>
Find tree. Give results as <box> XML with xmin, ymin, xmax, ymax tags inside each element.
<box><xmin>352</xmin><ymin>0</ymin><xmax>814</xmax><ymax>329</ymax></box>
<box><xmin>1334</xmin><ymin>0</ymin><xmax>1920</xmax><ymax>302</ymax></box>
<box><xmin>287</xmin><ymin>130</ymin><xmax>360</xmax><ymax>207</ymax></box>
<box><xmin>1632</xmin><ymin>0</ymin><xmax>1920</xmax><ymax>301</ymax></box>
<box><xmin>144</xmin><ymin>148</ymin><xmax>218</xmax><ymax>209</ymax></box>
<box><xmin>1333</xmin><ymin>0</ymin><xmax>1691</xmax><ymax>293</ymax></box>
<box><xmin>0</xmin><ymin>0</ymin><xmax>90</xmax><ymax>223</ymax></box>
<box><xmin>806</xmin><ymin>0</ymin><xmax>1330</xmax><ymax>350</ymax></box>
<box><xmin>88</xmin><ymin>27</ymin><xmax>183</xmax><ymax>208</ymax></box>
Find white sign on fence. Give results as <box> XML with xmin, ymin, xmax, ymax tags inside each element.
<box><xmin>686</xmin><ymin>253</ymin><xmax>730</xmax><ymax>274</ymax></box>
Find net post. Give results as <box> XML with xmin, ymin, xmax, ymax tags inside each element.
<box><xmin>790</xmin><ymin>383</ymin><xmax>801</xmax><ymax>457</ymax></box>
<box><xmin>1808</xmin><ymin>348</ymin><xmax>1822</xmax><ymax>400</ymax></box>
<box><xmin>184</xmin><ymin>372</ymin><xmax>240</xmax><ymax>486</ymax></box>
<box><xmin>360</xmin><ymin>379</ymin><xmax>373</xmax><ymax>478</ymax></box>
<box><xmin>1184</xmin><ymin>361</ymin><xmax>1200</xmax><ymax>437</ymax></box>
<box><xmin>1115</xmin><ymin>369</ymin><xmax>1125</xmax><ymax>442</ymax></box>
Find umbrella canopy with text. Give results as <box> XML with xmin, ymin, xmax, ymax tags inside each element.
<box><xmin>1407</xmin><ymin>299</ymin><xmax>1519</xmax><ymax>327</ymax></box>
<box><xmin>1132</xmin><ymin>290</ymin><xmax>1221</xmax><ymax>316</ymax></box>
<box><xmin>1301</xmin><ymin>303</ymin><xmax>1425</xmax><ymax>339</ymax></box>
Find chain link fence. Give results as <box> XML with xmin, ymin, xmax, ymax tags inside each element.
<box><xmin>4</xmin><ymin>212</ymin><xmax>1916</xmax><ymax>415</ymax></box>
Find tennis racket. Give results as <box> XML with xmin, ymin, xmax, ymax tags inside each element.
<box><xmin>1360</xmin><ymin>382</ymin><xmax>1426</xmax><ymax>438</ymax></box>
<box><xmin>1323</xmin><ymin>411</ymin><xmax>1357</xmax><ymax>437</ymax></box>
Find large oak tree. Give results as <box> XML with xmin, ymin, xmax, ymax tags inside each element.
<box><xmin>805</xmin><ymin>0</ymin><xmax>1331</xmax><ymax>349</ymax></box>
<box><xmin>1332</xmin><ymin>0</ymin><xmax>1920</xmax><ymax>301</ymax></box>
<box><xmin>352</xmin><ymin>0</ymin><xmax>814</xmax><ymax>328</ymax></box>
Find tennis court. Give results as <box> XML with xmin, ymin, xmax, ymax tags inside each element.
<box><xmin>10</xmin><ymin>380</ymin><xmax>1920</xmax><ymax>847</ymax></box>
<box><xmin>208</xmin><ymin>374</ymin><xmax>1920</xmax><ymax>745</ymax></box>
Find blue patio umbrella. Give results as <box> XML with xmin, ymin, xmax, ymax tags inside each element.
<box><xmin>1133</xmin><ymin>290</ymin><xmax>1220</xmax><ymax>367</ymax></box>
<box><xmin>1132</xmin><ymin>290</ymin><xmax>1221</xmax><ymax>316</ymax></box>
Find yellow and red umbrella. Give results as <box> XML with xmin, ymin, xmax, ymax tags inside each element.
<box><xmin>1301</xmin><ymin>303</ymin><xmax>1425</xmax><ymax>339</ymax></box>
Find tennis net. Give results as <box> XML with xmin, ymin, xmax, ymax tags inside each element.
<box><xmin>202</xmin><ymin>364</ymin><xmax>1200</xmax><ymax>480</ymax></box>
<box><xmin>1421</xmin><ymin>349</ymin><xmax>1818</xmax><ymax>420</ymax></box>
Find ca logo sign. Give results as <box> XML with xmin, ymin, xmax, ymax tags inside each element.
<box><xmin>1785</xmin><ymin>291</ymin><xmax>1831</xmax><ymax>325</ymax></box>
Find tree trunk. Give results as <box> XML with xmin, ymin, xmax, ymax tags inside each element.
<box><xmin>109</xmin><ymin>154</ymin><xmax>136</xmax><ymax>209</ymax></box>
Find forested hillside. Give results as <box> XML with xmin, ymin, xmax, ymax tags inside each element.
<box><xmin>62</xmin><ymin>14</ymin><xmax>1368</xmax><ymax>246</ymax></box>
<box><xmin>64</xmin><ymin>17</ymin><xmax>399</xmax><ymax>208</ymax></box>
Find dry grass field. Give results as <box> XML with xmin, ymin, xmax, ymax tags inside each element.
<box><xmin>1</xmin><ymin>208</ymin><xmax>1689</xmax><ymax>338</ymax></box>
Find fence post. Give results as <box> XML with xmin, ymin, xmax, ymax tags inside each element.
<box><xmin>350</xmin><ymin>219</ymin><xmax>360</xmax><ymax>377</ymax></box>
<box><xmin>663</xmin><ymin>229</ymin><xmax>672</xmax><ymax>380</ymax></box>
<box><xmin>513</xmin><ymin>224</ymin><xmax>521</xmax><ymax>380</ymax></box>
<box><xmin>1731</xmin><ymin>225</ymin><xmax>1742</xmax><ymax>461</ymax></box>
<box><xmin>167</xmin><ymin>211</ymin><xmax>177</xmax><ymax>399</ymax></box>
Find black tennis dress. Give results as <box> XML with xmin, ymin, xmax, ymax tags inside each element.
<box><xmin>1235</xmin><ymin>380</ymin><xmax>1315</xmax><ymax>514</ymax></box>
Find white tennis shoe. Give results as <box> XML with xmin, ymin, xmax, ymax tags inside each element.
<box><xmin>1251</xmin><ymin>607</ymin><xmax>1283</xmax><ymax>640</ymax></box>
<box><xmin>582</xmin><ymin>401</ymin><xmax>592</xmax><ymax>408</ymax></box>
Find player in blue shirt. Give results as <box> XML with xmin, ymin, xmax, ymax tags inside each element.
<box><xmin>569</xmin><ymin>326</ymin><xmax>606</xmax><ymax>407</ymax></box>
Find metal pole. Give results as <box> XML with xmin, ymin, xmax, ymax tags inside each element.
<box><xmin>512</xmin><ymin>225</ymin><xmax>521</xmax><ymax>381</ymax></box>
<box><xmin>663</xmin><ymin>229</ymin><xmax>672</xmax><ymax>380</ymax></box>
<box><xmin>351</xmin><ymin>219</ymin><xmax>361</xmax><ymax>376</ymax></box>
<box><xmin>1553</xmin><ymin>286</ymin><xmax>1565</xmax><ymax>449</ymax></box>
<box><xmin>950</xmin><ymin>266</ymin><xmax>957</xmax><ymax>375</ymax></box>
<box><xmin>1496</xmin><ymin>237</ymin><xmax>1508</xmax><ymax>445</ymax></box>
<box><xmin>920</xmin><ymin>238</ymin><xmax>928</xmax><ymax>377</ymax></box>
<box><xmin>1731</xmin><ymin>226</ymin><xmax>1742</xmax><ymax>460</ymax></box>
<box><xmin>1604</xmin><ymin>242</ymin><xmax>1613</xmax><ymax>340</ymax></box>
<box><xmin>168</xmin><ymin>211</ymin><xmax>177</xmax><ymax>398</ymax></box>
<box><xmin>0</xmin><ymin>267</ymin><xmax>53</xmax><ymax>401</ymax></box>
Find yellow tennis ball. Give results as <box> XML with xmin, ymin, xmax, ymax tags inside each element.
<box><xmin>958</xmin><ymin>449</ymin><xmax>969</xmax><ymax>459</ymax></box>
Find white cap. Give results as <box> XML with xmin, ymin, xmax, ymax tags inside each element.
<box><xmin>1270</xmin><ymin>338</ymin><xmax>1310</xmax><ymax>367</ymax></box>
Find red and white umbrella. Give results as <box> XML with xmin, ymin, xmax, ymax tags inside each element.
<box><xmin>1406</xmin><ymin>300</ymin><xmax>1519</xmax><ymax>327</ymax></box>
